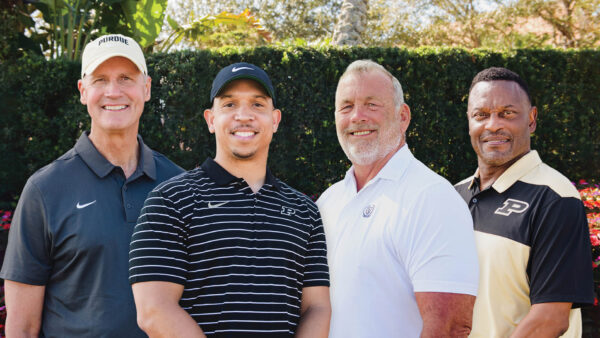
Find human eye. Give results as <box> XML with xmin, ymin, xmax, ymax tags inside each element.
<box><xmin>90</xmin><ymin>78</ymin><xmax>105</xmax><ymax>87</ymax></box>
<box><xmin>118</xmin><ymin>75</ymin><xmax>135</xmax><ymax>86</ymax></box>
<box><xmin>472</xmin><ymin>111</ymin><xmax>488</xmax><ymax>120</ymax></box>
<box><xmin>338</xmin><ymin>104</ymin><xmax>352</xmax><ymax>113</ymax></box>
<box><xmin>501</xmin><ymin>110</ymin><xmax>516</xmax><ymax>118</ymax></box>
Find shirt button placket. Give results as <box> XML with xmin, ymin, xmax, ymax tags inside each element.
<box><xmin>253</xmin><ymin>194</ymin><xmax>259</xmax><ymax>230</ymax></box>
<box><xmin>122</xmin><ymin>183</ymin><xmax>129</xmax><ymax>219</ymax></box>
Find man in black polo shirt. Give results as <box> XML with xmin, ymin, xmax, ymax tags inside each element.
<box><xmin>129</xmin><ymin>63</ymin><xmax>331</xmax><ymax>337</ymax></box>
<box><xmin>455</xmin><ymin>67</ymin><xmax>594</xmax><ymax>337</ymax></box>
<box><xmin>0</xmin><ymin>34</ymin><xmax>183</xmax><ymax>337</ymax></box>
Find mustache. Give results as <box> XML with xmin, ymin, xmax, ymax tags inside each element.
<box><xmin>230</xmin><ymin>124</ymin><xmax>259</xmax><ymax>133</ymax></box>
<box><xmin>479</xmin><ymin>130</ymin><xmax>512</xmax><ymax>140</ymax></box>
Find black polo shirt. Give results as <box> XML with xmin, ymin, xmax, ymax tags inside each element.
<box><xmin>0</xmin><ymin>132</ymin><xmax>183</xmax><ymax>338</ymax></box>
<box><xmin>454</xmin><ymin>150</ymin><xmax>594</xmax><ymax>337</ymax></box>
<box><xmin>129</xmin><ymin>158</ymin><xmax>329</xmax><ymax>337</ymax></box>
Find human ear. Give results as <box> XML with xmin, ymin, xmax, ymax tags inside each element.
<box><xmin>272</xmin><ymin>109</ymin><xmax>282</xmax><ymax>133</ymax></box>
<box><xmin>529</xmin><ymin>106</ymin><xmax>538</xmax><ymax>133</ymax></box>
<box><xmin>78</xmin><ymin>79</ymin><xmax>87</xmax><ymax>105</ymax></box>
<box><xmin>204</xmin><ymin>109</ymin><xmax>216</xmax><ymax>133</ymax></box>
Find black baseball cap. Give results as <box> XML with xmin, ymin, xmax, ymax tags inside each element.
<box><xmin>210</xmin><ymin>62</ymin><xmax>276</xmax><ymax>106</ymax></box>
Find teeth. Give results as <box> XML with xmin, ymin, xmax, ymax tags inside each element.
<box><xmin>104</xmin><ymin>105</ymin><xmax>126</xmax><ymax>110</ymax></box>
<box><xmin>235</xmin><ymin>131</ymin><xmax>255</xmax><ymax>137</ymax></box>
<box><xmin>352</xmin><ymin>131</ymin><xmax>372</xmax><ymax>136</ymax></box>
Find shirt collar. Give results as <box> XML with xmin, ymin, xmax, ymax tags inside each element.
<box><xmin>468</xmin><ymin>150</ymin><xmax>541</xmax><ymax>193</ymax></box>
<box><xmin>139</xmin><ymin>135</ymin><xmax>157</xmax><ymax>180</ymax></box>
<box><xmin>343</xmin><ymin>144</ymin><xmax>413</xmax><ymax>189</ymax></box>
<box><xmin>74</xmin><ymin>131</ymin><xmax>157</xmax><ymax>180</ymax></box>
<box><xmin>200</xmin><ymin>157</ymin><xmax>281</xmax><ymax>191</ymax></box>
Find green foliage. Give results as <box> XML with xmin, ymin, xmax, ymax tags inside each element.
<box><xmin>162</xmin><ymin>0</ymin><xmax>598</xmax><ymax>49</ymax></box>
<box><xmin>120</xmin><ymin>0</ymin><xmax>168</xmax><ymax>49</ymax></box>
<box><xmin>1</xmin><ymin>48</ymin><xmax>599</xmax><ymax>210</ymax></box>
<box><xmin>159</xmin><ymin>10</ymin><xmax>271</xmax><ymax>52</ymax></box>
<box><xmin>165</xmin><ymin>0</ymin><xmax>342</xmax><ymax>46</ymax></box>
<box><xmin>0</xmin><ymin>1</ymin><xmax>44</xmax><ymax>59</ymax></box>
<box><xmin>514</xmin><ymin>0</ymin><xmax>600</xmax><ymax>48</ymax></box>
<box><xmin>360</xmin><ymin>0</ymin><xmax>599</xmax><ymax>49</ymax></box>
<box><xmin>4</xmin><ymin>0</ymin><xmax>167</xmax><ymax>60</ymax></box>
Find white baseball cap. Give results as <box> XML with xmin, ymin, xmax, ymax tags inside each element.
<box><xmin>81</xmin><ymin>34</ymin><xmax>147</xmax><ymax>78</ymax></box>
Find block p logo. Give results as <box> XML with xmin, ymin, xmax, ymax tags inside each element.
<box><xmin>494</xmin><ymin>198</ymin><xmax>530</xmax><ymax>216</ymax></box>
<box><xmin>281</xmin><ymin>206</ymin><xmax>296</xmax><ymax>216</ymax></box>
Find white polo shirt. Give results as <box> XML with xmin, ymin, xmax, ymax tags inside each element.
<box><xmin>317</xmin><ymin>145</ymin><xmax>479</xmax><ymax>338</ymax></box>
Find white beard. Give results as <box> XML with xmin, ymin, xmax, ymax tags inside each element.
<box><xmin>340</xmin><ymin>132</ymin><xmax>402</xmax><ymax>166</ymax></box>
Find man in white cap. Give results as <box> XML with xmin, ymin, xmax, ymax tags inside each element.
<box><xmin>0</xmin><ymin>34</ymin><xmax>183</xmax><ymax>337</ymax></box>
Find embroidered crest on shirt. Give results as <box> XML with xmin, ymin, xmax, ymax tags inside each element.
<box><xmin>281</xmin><ymin>206</ymin><xmax>296</xmax><ymax>216</ymax></box>
<box><xmin>362</xmin><ymin>204</ymin><xmax>375</xmax><ymax>218</ymax></box>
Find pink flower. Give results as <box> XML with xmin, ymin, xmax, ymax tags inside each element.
<box><xmin>591</xmin><ymin>234</ymin><xmax>600</xmax><ymax>247</ymax></box>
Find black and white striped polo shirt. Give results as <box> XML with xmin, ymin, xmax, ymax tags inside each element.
<box><xmin>129</xmin><ymin>158</ymin><xmax>329</xmax><ymax>337</ymax></box>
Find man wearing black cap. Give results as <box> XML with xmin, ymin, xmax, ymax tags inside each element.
<box><xmin>129</xmin><ymin>63</ymin><xmax>331</xmax><ymax>337</ymax></box>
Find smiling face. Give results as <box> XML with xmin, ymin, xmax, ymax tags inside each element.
<box><xmin>204</xmin><ymin>79</ymin><xmax>281</xmax><ymax>165</ymax></box>
<box><xmin>467</xmin><ymin>80</ymin><xmax>537</xmax><ymax>171</ymax></box>
<box><xmin>335</xmin><ymin>70</ymin><xmax>410</xmax><ymax>166</ymax></box>
<box><xmin>78</xmin><ymin>56</ymin><xmax>150</xmax><ymax>138</ymax></box>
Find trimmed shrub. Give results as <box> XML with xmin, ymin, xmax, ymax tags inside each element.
<box><xmin>0</xmin><ymin>47</ymin><xmax>599</xmax><ymax>208</ymax></box>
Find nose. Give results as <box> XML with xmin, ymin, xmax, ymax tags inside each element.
<box><xmin>484</xmin><ymin>113</ymin><xmax>503</xmax><ymax>132</ymax></box>
<box><xmin>234</xmin><ymin>106</ymin><xmax>255</xmax><ymax>121</ymax></box>
<box><xmin>349</xmin><ymin>105</ymin><xmax>368</xmax><ymax>123</ymax></box>
<box><xmin>104</xmin><ymin>79</ymin><xmax>122</xmax><ymax>97</ymax></box>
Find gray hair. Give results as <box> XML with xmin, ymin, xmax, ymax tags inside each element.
<box><xmin>338</xmin><ymin>59</ymin><xmax>405</xmax><ymax>109</ymax></box>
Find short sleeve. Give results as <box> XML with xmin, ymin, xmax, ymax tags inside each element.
<box><xmin>0</xmin><ymin>179</ymin><xmax>52</xmax><ymax>285</ymax></box>
<box><xmin>302</xmin><ymin>204</ymin><xmax>330</xmax><ymax>287</ymax></box>
<box><xmin>528</xmin><ymin>197</ymin><xmax>595</xmax><ymax>306</ymax></box>
<box><xmin>129</xmin><ymin>189</ymin><xmax>189</xmax><ymax>285</ymax></box>
<box><xmin>403</xmin><ymin>182</ymin><xmax>479</xmax><ymax>296</ymax></box>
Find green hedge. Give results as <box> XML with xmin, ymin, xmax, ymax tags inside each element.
<box><xmin>1</xmin><ymin>47</ymin><xmax>599</xmax><ymax>208</ymax></box>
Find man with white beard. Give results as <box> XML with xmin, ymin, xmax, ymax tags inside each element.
<box><xmin>317</xmin><ymin>59</ymin><xmax>479</xmax><ymax>337</ymax></box>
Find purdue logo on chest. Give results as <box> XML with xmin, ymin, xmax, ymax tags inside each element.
<box><xmin>281</xmin><ymin>206</ymin><xmax>296</xmax><ymax>216</ymax></box>
<box><xmin>494</xmin><ymin>198</ymin><xmax>530</xmax><ymax>216</ymax></box>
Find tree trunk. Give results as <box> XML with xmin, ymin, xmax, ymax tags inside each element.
<box><xmin>332</xmin><ymin>0</ymin><xmax>368</xmax><ymax>46</ymax></box>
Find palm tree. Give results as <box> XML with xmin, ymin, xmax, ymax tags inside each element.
<box><xmin>332</xmin><ymin>0</ymin><xmax>368</xmax><ymax>46</ymax></box>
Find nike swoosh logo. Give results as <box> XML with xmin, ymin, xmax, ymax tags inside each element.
<box><xmin>208</xmin><ymin>201</ymin><xmax>229</xmax><ymax>208</ymax></box>
<box><xmin>231</xmin><ymin>67</ymin><xmax>253</xmax><ymax>73</ymax></box>
<box><xmin>76</xmin><ymin>200</ymin><xmax>96</xmax><ymax>209</ymax></box>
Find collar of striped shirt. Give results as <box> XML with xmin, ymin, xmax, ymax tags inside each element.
<box><xmin>200</xmin><ymin>157</ymin><xmax>281</xmax><ymax>191</ymax></box>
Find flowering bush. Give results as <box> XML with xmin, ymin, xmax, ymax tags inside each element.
<box><xmin>0</xmin><ymin>211</ymin><xmax>10</xmax><ymax>231</ymax></box>
<box><xmin>576</xmin><ymin>180</ymin><xmax>600</xmax><ymax>308</ymax></box>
